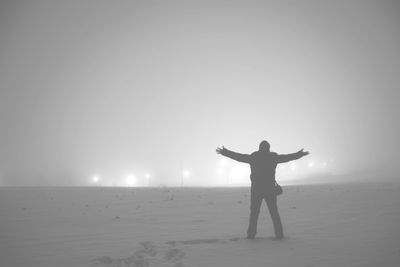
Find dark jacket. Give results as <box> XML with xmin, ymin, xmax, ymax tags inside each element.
<box><xmin>222</xmin><ymin>149</ymin><xmax>303</xmax><ymax>193</ymax></box>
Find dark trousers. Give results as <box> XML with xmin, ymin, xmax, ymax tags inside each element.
<box><xmin>247</xmin><ymin>189</ymin><xmax>283</xmax><ymax>239</ymax></box>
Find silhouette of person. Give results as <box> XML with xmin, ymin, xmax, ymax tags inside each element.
<box><xmin>216</xmin><ymin>141</ymin><xmax>309</xmax><ymax>239</ymax></box>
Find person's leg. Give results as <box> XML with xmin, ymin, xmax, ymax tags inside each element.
<box><xmin>247</xmin><ymin>191</ymin><xmax>263</xmax><ymax>239</ymax></box>
<box><xmin>265</xmin><ymin>195</ymin><xmax>284</xmax><ymax>239</ymax></box>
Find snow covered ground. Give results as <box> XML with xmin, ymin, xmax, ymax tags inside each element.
<box><xmin>0</xmin><ymin>181</ymin><xmax>399</xmax><ymax>267</ymax></box>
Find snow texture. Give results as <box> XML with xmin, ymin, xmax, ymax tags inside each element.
<box><xmin>0</xmin><ymin>182</ymin><xmax>399</xmax><ymax>267</ymax></box>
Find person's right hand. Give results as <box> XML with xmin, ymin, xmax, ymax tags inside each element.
<box><xmin>298</xmin><ymin>149</ymin><xmax>309</xmax><ymax>157</ymax></box>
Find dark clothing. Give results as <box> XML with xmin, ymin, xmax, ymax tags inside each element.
<box><xmin>222</xmin><ymin>149</ymin><xmax>302</xmax><ymax>194</ymax></box>
<box><xmin>248</xmin><ymin>189</ymin><xmax>283</xmax><ymax>239</ymax></box>
<box><xmin>222</xmin><ymin>149</ymin><xmax>303</xmax><ymax>238</ymax></box>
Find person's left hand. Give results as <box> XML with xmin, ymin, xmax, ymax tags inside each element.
<box><xmin>216</xmin><ymin>146</ymin><xmax>227</xmax><ymax>155</ymax></box>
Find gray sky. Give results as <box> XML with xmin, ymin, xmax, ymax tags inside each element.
<box><xmin>1</xmin><ymin>1</ymin><xmax>399</xmax><ymax>186</ymax></box>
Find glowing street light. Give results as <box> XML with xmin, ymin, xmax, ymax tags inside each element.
<box><xmin>181</xmin><ymin>169</ymin><xmax>190</xmax><ymax>187</ymax></box>
<box><xmin>308</xmin><ymin>161</ymin><xmax>314</xmax><ymax>167</ymax></box>
<box><xmin>183</xmin><ymin>169</ymin><xmax>190</xmax><ymax>177</ymax></box>
<box><xmin>125</xmin><ymin>175</ymin><xmax>136</xmax><ymax>187</ymax></box>
<box><xmin>290</xmin><ymin>163</ymin><xmax>297</xmax><ymax>171</ymax></box>
<box><xmin>145</xmin><ymin>173</ymin><xmax>151</xmax><ymax>186</ymax></box>
<box><xmin>92</xmin><ymin>175</ymin><xmax>100</xmax><ymax>183</ymax></box>
<box><xmin>219</xmin><ymin>158</ymin><xmax>228</xmax><ymax>166</ymax></box>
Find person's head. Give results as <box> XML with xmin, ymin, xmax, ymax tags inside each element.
<box><xmin>259</xmin><ymin>140</ymin><xmax>270</xmax><ymax>152</ymax></box>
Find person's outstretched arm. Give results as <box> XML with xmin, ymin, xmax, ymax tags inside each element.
<box><xmin>276</xmin><ymin>149</ymin><xmax>309</xmax><ymax>163</ymax></box>
<box><xmin>216</xmin><ymin>146</ymin><xmax>251</xmax><ymax>163</ymax></box>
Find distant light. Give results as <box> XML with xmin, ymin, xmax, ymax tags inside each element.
<box><xmin>145</xmin><ymin>173</ymin><xmax>151</xmax><ymax>186</ymax></box>
<box><xmin>321</xmin><ymin>162</ymin><xmax>327</xmax><ymax>167</ymax></box>
<box><xmin>125</xmin><ymin>175</ymin><xmax>136</xmax><ymax>186</ymax></box>
<box><xmin>219</xmin><ymin>158</ymin><xmax>228</xmax><ymax>166</ymax></box>
<box><xmin>217</xmin><ymin>168</ymin><xmax>223</xmax><ymax>175</ymax></box>
<box><xmin>92</xmin><ymin>175</ymin><xmax>100</xmax><ymax>183</ymax></box>
<box><xmin>228</xmin><ymin>164</ymin><xmax>250</xmax><ymax>186</ymax></box>
<box><xmin>183</xmin><ymin>169</ymin><xmax>191</xmax><ymax>177</ymax></box>
<box><xmin>308</xmin><ymin>161</ymin><xmax>314</xmax><ymax>167</ymax></box>
<box><xmin>290</xmin><ymin>163</ymin><xmax>297</xmax><ymax>171</ymax></box>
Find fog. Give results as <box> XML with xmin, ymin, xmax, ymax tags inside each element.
<box><xmin>1</xmin><ymin>0</ymin><xmax>399</xmax><ymax>186</ymax></box>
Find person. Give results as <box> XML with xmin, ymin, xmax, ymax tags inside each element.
<box><xmin>216</xmin><ymin>140</ymin><xmax>309</xmax><ymax>239</ymax></box>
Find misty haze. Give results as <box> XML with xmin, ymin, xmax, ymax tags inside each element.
<box><xmin>0</xmin><ymin>1</ymin><xmax>399</xmax><ymax>267</ymax></box>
